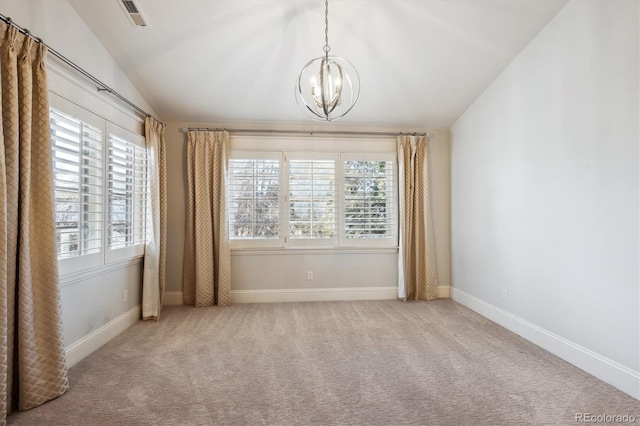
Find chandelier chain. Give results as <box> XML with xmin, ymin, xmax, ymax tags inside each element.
<box><xmin>323</xmin><ymin>0</ymin><xmax>330</xmax><ymax>56</ymax></box>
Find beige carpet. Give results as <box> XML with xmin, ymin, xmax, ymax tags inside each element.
<box><xmin>8</xmin><ymin>299</ymin><xmax>640</xmax><ymax>425</ymax></box>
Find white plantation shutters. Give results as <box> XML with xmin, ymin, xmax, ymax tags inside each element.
<box><xmin>108</xmin><ymin>131</ymin><xmax>148</xmax><ymax>254</ymax></box>
<box><xmin>49</xmin><ymin>94</ymin><xmax>149</xmax><ymax>274</ymax></box>
<box><xmin>342</xmin><ymin>153</ymin><xmax>396</xmax><ymax>247</ymax></box>
<box><xmin>227</xmin><ymin>137</ymin><xmax>397</xmax><ymax>249</ymax></box>
<box><xmin>287</xmin><ymin>154</ymin><xmax>336</xmax><ymax>245</ymax></box>
<box><xmin>228</xmin><ymin>152</ymin><xmax>283</xmax><ymax>247</ymax></box>
<box><xmin>50</xmin><ymin>108</ymin><xmax>103</xmax><ymax>260</ymax></box>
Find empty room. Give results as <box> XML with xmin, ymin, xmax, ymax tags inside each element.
<box><xmin>0</xmin><ymin>0</ymin><xmax>638</xmax><ymax>424</ymax></box>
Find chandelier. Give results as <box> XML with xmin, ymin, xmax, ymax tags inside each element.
<box><xmin>295</xmin><ymin>0</ymin><xmax>360</xmax><ymax>121</ymax></box>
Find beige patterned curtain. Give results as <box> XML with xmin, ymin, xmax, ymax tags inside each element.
<box><xmin>397</xmin><ymin>134</ymin><xmax>438</xmax><ymax>301</ymax></box>
<box><xmin>0</xmin><ymin>26</ymin><xmax>69</xmax><ymax>421</ymax></box>
<box><xmin>182</xmin><ymin>130</ymin><xmax>231</xmax><ymax>307</ymax></box>
<box><xmin>142</xmin><ymin>117</ymin><xmax>167</xmax><ymax>320</ymax></box>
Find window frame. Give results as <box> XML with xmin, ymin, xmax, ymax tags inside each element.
<box><xmin>51</xmin><ymin>97</ymin><xmax>105</xmax><ymax>275</ymax></box>
<box><xmin>228</xmin><ymin>150</ymin><xmax>285</xmax><ymax>249</ymax></box>
<box><xmin>49</xmin><ymin>93</ymin><xmax>148</xmax><ymax>276</ymax></box>
<box><xmin>106</xmin><ymin>123</ymin><xmax>147</xmax><ymax>263</ymax></box>
<box><xmin>285</xmin><ymin>151</ymin><xmax>339</xmax><ymax>248</ymax></box>
<box><xmin>339</xmin><ymin>152</ymin><xmax>398</xmax><ymax>248</ymax></box>
<box><xmin>228</xmin><ymin>135</ymin><xmax>398</xmax><ymax>251</ymax></box>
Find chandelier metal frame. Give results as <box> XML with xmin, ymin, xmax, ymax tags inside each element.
<box><xmin>295</xmin><ymin>0</ymin><xmax>360</xmax><ymax>121</ymax></box>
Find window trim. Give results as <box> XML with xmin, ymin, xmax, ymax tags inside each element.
<box><xmin>50</xmin><ymin>92</ymin><xmax>147</xmax><ymax>277</ymax></box>
<box><xmin>339</xmin><ymin>152</ymin><xmax>398</xmax><ymax>248</ymax></box>
<box><xmin>285</xmin><ymin>151</ymin><xmax>339</xmax><ymax>248</ymax></box>
<box><xmin>228</xmin><ymin>135</ymin><xmax>398</xmax><ymax>251</ymax></box>
<box><xmin>106</xmin><ymin>123</ymin><xmax>147</xmax><ymax>263</ymax></box>
<box><xmin>51</xmin><ymin>97</ymin><xmax>106</xmax><ymax>276</ymax></box>
<box><xmin>228</xmin><ymin>150</ymin><xmax>285</xmax><ymax>249</ymax></box>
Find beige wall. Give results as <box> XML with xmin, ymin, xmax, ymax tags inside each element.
<box><xmin>0</xmin><ymin>0</ymin><xmax>156</xmax><ymax>363</ymax></box>
<box><xmin>164</xmin><ymin>123</ymin><xmax>451</xmax><ymax>296</ymax></box>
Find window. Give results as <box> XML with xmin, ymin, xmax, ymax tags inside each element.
<box><xmin>228</xmin><ymin>152</ymin><xmax>283</xmax><ymax>247</ymax></box>
<box><xmin>51</xmin><ymin>108</ymin><xmax>103</xmax><ymax>261</ymax></box>
<box><xmin>49</xmin><ymin>95</ymin><xmax>148</xmax><ymax>274</ymax></box>
<box><xmin>288</xmin><ymin>154</ymin><xmax>336</xmax><ymax>246</ymax></box>
<box><xmin>228</xmin><ymin>137</ymin><xmax>397</xmax><ymax>250</ymax></box>
<box><xmin>108</xmin><ymin>132</ymin><xmax>147</xmax><ymax>252</ymax></box>
<box><xmin>342</xmin><ymin>154</ymin><xmax>395</xmax><ymax>246</ymax></box>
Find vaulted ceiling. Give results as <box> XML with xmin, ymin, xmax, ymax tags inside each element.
<box><xmin>68</xmin><ymin>0</ymin><xmax>568</xmax><ymax>128</ymax></box>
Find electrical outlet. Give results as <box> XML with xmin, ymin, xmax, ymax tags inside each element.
<box><xmin>307</xmin><ymin>271</ymin><xmax>313</xmax><ymax>281</ymax></box>
<box><xmin>502</xmin><ymin>288</ymin><xmax>508</xmax><ymax>301</ymax></box>
<box><xmin>123</xmin><ymin>290</ymin><xmax>128</xmax><ymax>303</ymax></box>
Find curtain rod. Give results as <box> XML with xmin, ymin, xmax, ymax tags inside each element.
<box><xmin>0</xmin><ymin>14</ymin><xmax>153</xmax><ymax>119</ymax></box>
<box><xmin>181</xmin><ymin>128</ymin><xmax>433</xmax><ymax>138</ymax></box>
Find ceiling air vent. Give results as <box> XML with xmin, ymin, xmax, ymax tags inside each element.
<box><xmin>119</xmin><ymin>0</ymin><xmax>150</xmax><ymax>28</ymax></box>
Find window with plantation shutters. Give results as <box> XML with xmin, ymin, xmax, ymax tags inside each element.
<box><xmin>50</xmin><ymin>107</ymin><xmax>103</xmax><ymax>260</ymax></box>
<box><xmin>49</xmin><ymin>93</ymin><xmax>149</xmax><ymax>275</ymax></box>
<box><xmin>287</xmin><ymin>154</ymin><xmax>336</xmax><ymax>246</ymax></box>
<box><xmin>228</xmin><ymin>152</ymin><xmax>283</xmax><ymax>247</ymax></box>
<box><xmin>108</xmin><ymin>133</ymin><xmax>147</xmax><ymax>252</ymax></box>
<box><xmin>228</xmin><ymin>136</ymin><xmax>398</xmax><ymax>250</ymax></box>
<box><xmin>341</xmin><ymin>153</ymin><xmax>396</xmax><ymax>247</ymax></box>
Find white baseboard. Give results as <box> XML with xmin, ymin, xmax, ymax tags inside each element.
<box><xmin>65</xmin><ymin>306</ymin><xmax>140</xmax><ymax>368</ymax></box>
<box><xmin>451</xmin><ymin>288</ymin><xmax>640</xmax><ymax>400</ymax></box>
<box><xmin>231</xmin><ymin>287</ymin><xmax>398</xmax><ymax>303</ymax></box>
<box><xmin>165</xmin><ymin>287</ymin><xmax>397</xmax><ymax>305</ymax></box>
<box><xmin>164</xmin><ymin>286</ymin><xmax>451</xmax><ymax>306</ymax></box>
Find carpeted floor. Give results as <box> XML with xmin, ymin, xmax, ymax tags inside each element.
<box><xmin>7</xmin><ymin>299</ymin><xmax>640</xmax><ymax>425</ymax></box>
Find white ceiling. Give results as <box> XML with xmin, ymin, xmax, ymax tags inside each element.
<box><xmin>68</xmin><ymin>0</ymin><xmax>568</xmax><ymax>128</ymax></box>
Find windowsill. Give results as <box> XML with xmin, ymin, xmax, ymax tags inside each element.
<box><xmin>231</xmin><ymin>247</ymin><xmax>399</xmax><ymax>256</ymax></box>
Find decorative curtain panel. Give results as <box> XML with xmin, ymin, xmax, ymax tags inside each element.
<box><xmin>142</xmin><ymin>117</ymin><xmax>167</xmax><ymax>320</ymax></box>
<box><xmin>182</xmin><ymin>131</ymin><xmax>231</xmax><ymax>307</ymax></box>
<box><xmin>397</xmin><ymin>134</ymin><xmax>438</xmax><ymax>301</ymax></box>
<box><xmin>0</xmin><ymin>26</ymin><xmax>69</xmax><ymax>421</ymax></box>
